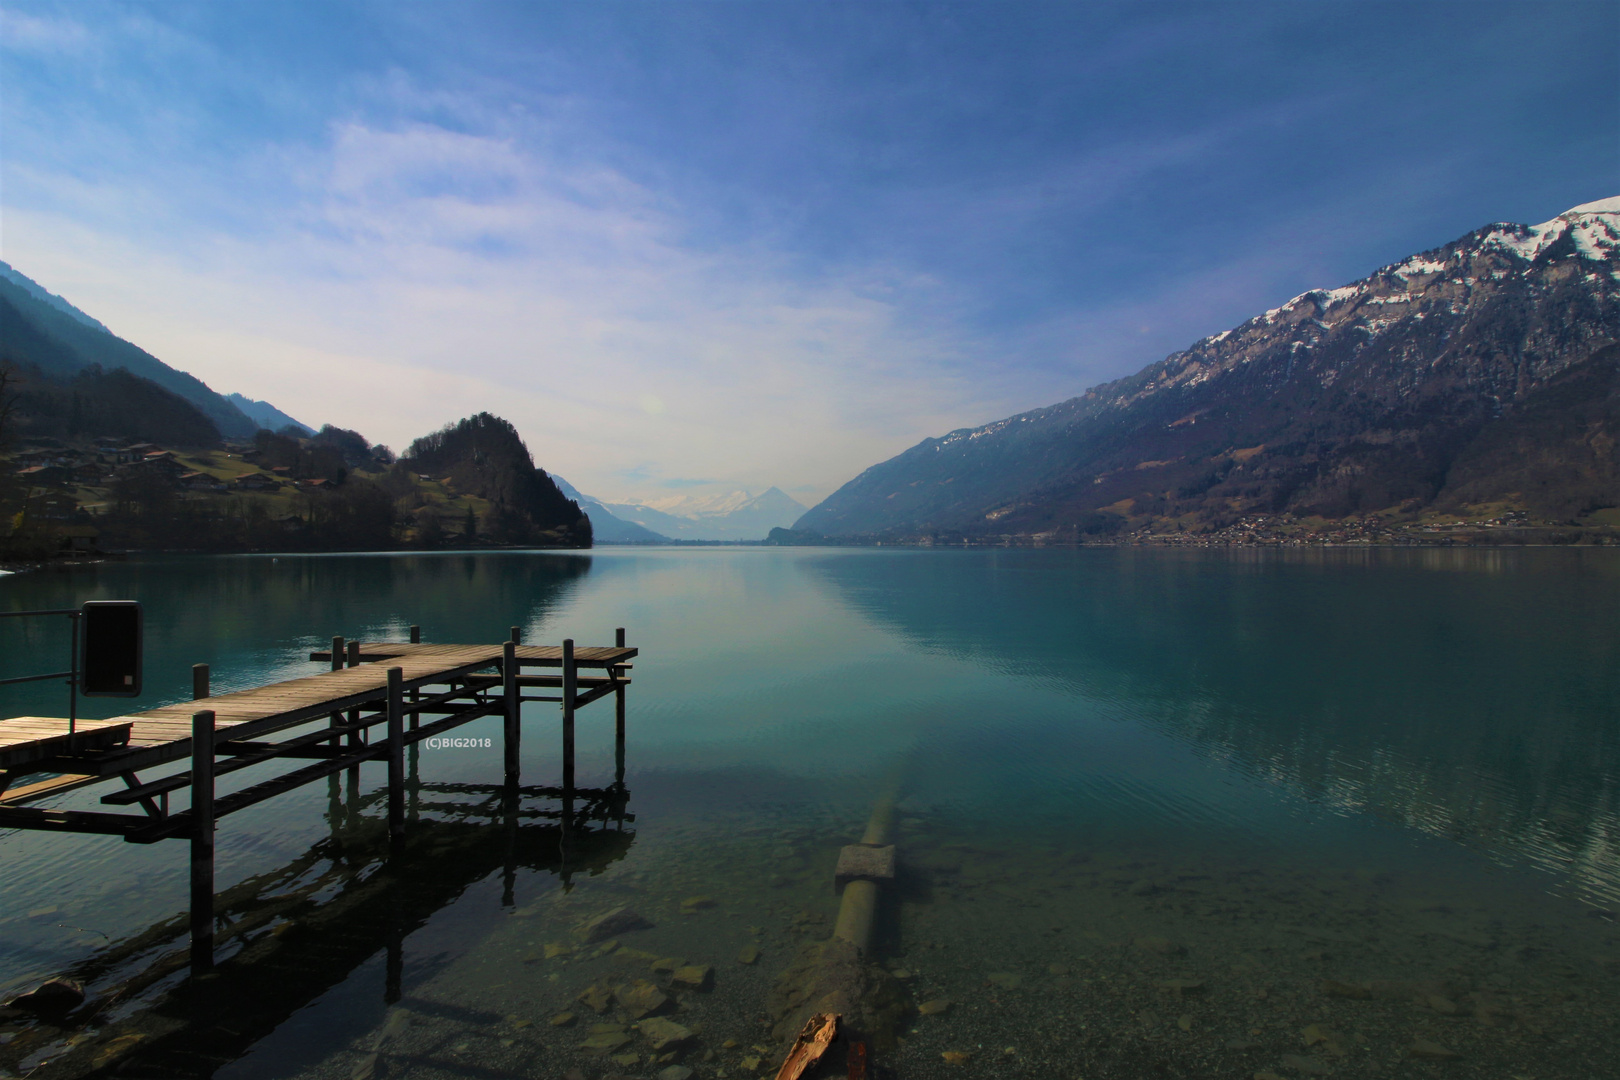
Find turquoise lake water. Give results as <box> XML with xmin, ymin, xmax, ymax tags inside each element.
<box><xmin>1</xmin><ymin>547</ymin><xmax>1618</xmax><ymax>1079</ymax></box>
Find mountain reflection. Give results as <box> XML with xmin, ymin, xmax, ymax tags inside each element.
<box><xmin>0</xmin><ymin>552</ymin><xmax>594</xmax><ymax>716</ymax></box>
<box><xmin>803</xmin><ymin>546</ymin><xmax>1620</xmax><ymax>904</ymax></box>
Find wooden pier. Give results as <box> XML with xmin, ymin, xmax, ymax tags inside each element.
<box><xmin>0</xmin><ymin>627</ymin><xmax>634</xmax><ymax>971</ymax></box>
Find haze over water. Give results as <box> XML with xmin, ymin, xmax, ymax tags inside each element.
<box><xmin>2</xmin><ymin>547</ymin><xmax>1618</xmax><ymax>1077</ymax></box>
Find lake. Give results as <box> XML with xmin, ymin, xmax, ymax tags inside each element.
<box><xmin>2</xmin><ymin>546</ymin><xmax>1618</xmax><ymax>1079</ymax></box>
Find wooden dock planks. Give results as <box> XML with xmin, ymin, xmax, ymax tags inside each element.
<box><xmin>308</xmin><ymin>642</ymin><xmax>635</xmax><ymax>668</ymax></box>
<box><xmin>0</xmin><ymin>717</ymin><xmax>133</xmax><ymax>771</ymax></box>
<box><xmin>1</xmin><ymin>642</ymin><xmax>636</xmax><ymax>779</ymax></box>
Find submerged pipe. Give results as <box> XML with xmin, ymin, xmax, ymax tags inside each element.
<box><xmin>768</xmin><ymin>779</ymin><xmax>910</xmax><ymax>1058</ymax></box>
<box><xmin>831</xmin><ymin>795</ymin><xmax>896</xmax><ymax>952</ymax></box>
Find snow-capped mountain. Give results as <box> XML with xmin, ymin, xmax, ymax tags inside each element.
<box><xmin>797</xmin><ymin>197</ymin><xmax>1620</xmax><ymax>537</ymax></box>
<box><xmin>603</xmin><ymin>487</ymin><xmax>808</xmax><ymax>542</ymax></box>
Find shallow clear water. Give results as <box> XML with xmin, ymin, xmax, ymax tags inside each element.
<box><xmin>2</xmin><ymin>547</ymin><xmax>1618</xmax><ymax>1079</ymax></box>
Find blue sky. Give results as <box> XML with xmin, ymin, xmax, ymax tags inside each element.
<box><xmin>2</xmin><ymin>1</ymin><xmax>1615</xmax><ymax>504</ymax></box>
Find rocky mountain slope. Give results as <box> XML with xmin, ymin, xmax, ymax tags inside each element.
<box><xmin>797</xmin><ymin>198</ymin><xmax>1620</xmax><ymax>538</ymax></box>
<box><xmin>551</xmin><ymin>475</ymin><xmax>669</xmax><ymax>543</ymax></box>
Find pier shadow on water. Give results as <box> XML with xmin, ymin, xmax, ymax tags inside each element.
<box><xmin>0</xmin><ymin>781</ymin><xmax>634</xmax><ymax>1079</ymax></box>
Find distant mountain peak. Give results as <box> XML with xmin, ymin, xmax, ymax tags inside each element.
<box><xmin>637</xmin><ymin>487</ymin><xmax>808</xmax><ymax>521</ymax></box>
<box><xmin>225</xmin><ymin>393</ymin><xmax>316</xmax><ymax>436</ymax></box>
<box><xmin>1565</xmin><ymin>196</ymin><xmax>1620</xmax><ymax>216</ymax></box>
<box><xmin>599</xmin><ymin>485</ymin><xmax>807</xmax><ymax>541</ymax></box>
<box><xmin>0</xmin><ymin>261</ymin><xmax>111</xmax><ymax>335</ymax></box>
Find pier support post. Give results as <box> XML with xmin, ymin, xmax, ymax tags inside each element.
<box><xmin>387</xmin><ymin>666</ymin><xmax>405</xmax><ymax>845</ymax></box>
<box><xmin>190</xmin><ymin>709</ymin><xmax>216</xmax><ymax>974</ymax></box>
<box><xmin>407</xmin><ymin>629</ymin><xmax>420</xmax><ymax>821</ymax></box>
<box><xmin>327</xmin><ymin>636</ymin><xmax>344</xmax><ymax>827</ymax></box>
<box><xmin>614</xmin><ymin>628</ymin><xmax>626</xmax><ymax>785</ymax></box>
<box><xmin>503</xmin><ymin>639</ymin><xmax>520</xmax><ymax>783</ymax></box>
<box><xmin>562</xmin><ymin>638</ymin><xmax>576</xmax><ymax>791</ymax></box>
<box><xmin>346</xmin><ymin>640</ymin><xmax>362</xmax><ymax>808</ymax></box>
<box><xmin>510</xmin><ymin>624</ymin><xmax>522</xmax><ymax>645</ymax></box>
<box><xmin>192</xmin><ymin>664</ymin><xmax>210</xmax><ymax>701</ymax></box>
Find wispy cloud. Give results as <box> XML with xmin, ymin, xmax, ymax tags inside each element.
<box><xmin>1</xmin><ymin>1</ymin><xmax>1612</xmax><ymax>504</ymax></box>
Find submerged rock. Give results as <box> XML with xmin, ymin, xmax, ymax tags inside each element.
<box><xmin>673</xmin><ymin>964</ymin><xmax>713</xmax><ymax>990</ymax></box>
<box><xmin>1408</xmin><ymin>1038</ymin><xmax>1461</xmax><ymax>1060</ymax></box>
<box><xmin>1300</xmin><ymin>1025</ymin><xmax>1347</xmax><ymax>1056</ymax></box>
<box><xmin>918</xmin><ymin>998</ymin><xmax>952</xmax><ymax>1016</ymax></box>
<box><xmin>737</xmin><ymin>945</ymin><xmax>760</xmax><ymax>965</ymax></box>
<box><xmin>578</xmin><ymin>985</ymin><xmax>614</xmax><ymax>1014</ymax></box>
<box><xmin>616</xmin><ymin>979</ymin><xmax>673</xmax><ymax>1018</ymax></box>
<box><xmin>577</xmin><ymin>906</ymin><xmax>653</xmax><ymax>943</ymax></box>
<box><xmin>638</xmin><ymin>1016</ymin><xmax>694</xmax><ymax>1051</ymax></box>
<box><xmin>580</xmin><ymin>1029</ymin><xmax>632</xmax><ymax>1051</ymax></box>
<box><xmin>7</xmin><ymin>978</ymin><xmax>84</xmax><ymax>1015</ymax></box>
<box><xmin>1426</xmin><ymin>994</ymin><xmax>1461</xmax><ymax>1015</ymax></box>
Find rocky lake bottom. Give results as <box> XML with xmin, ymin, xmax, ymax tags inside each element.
<box><xmin>71</xmin><ymin>801</ymin><xmax>1601</xmax><ymax>1080</ymax></box>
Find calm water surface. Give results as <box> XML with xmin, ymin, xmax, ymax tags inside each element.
<box><xmin>1</xmin><ymin>547</ymin><xmax>1617</xmax><ymax>1079</ymax></box>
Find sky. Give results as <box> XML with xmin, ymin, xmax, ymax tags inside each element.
<box><xmin>1</xmin><ymin>1</ymin><xmax>1615</xmax><ymax>506</ymax></box>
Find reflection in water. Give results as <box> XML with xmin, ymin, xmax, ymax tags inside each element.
<box><xmin>804</xmin><ymin>547</ymin><xmax>1620</xmax><ymax>906</ymax></box>
<box><xmin>4</xmin><ymin>772</ymin><xmax>633</xmax><ymax>1078</ymax></box>
<box><xmin>3</xmin><ymin>548</ymin><xmax>1619</xmax><ymax>1080</ymax></box>
<box><xmin>0</xmin><ymin>552</ymin><xmax>594</xmax><ymax>718</ymax></box>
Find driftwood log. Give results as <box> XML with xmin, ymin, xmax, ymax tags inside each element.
<box><xmin>773</xmin><ymin>1012</ymin><xmax>839</xmax><ymax>1080</ymax></box>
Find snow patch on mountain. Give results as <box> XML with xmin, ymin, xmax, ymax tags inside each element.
<box><xmin>602</xmin><ymin>487</ymin><xmax>808</xmax><ymax>541</ymax></box>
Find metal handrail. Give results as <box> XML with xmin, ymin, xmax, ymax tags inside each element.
<box><xmin>0</xmin><ymin>607</ymin><xmax>82</xmax><ymax>745</ymax></box>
